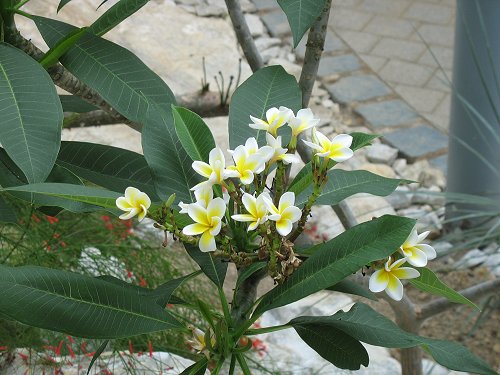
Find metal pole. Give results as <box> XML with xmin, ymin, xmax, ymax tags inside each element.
<box><xmin>446</xmin><ymin>0</ymin><xmax>500</xmax><ymax>224</ymax></box>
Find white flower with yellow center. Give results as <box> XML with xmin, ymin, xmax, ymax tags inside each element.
<box><xmin>179</xmin><ymin>185</ymin><xmax>213</xmax><ymax>213</ymax></box>
<box><xmin>191</xmin><ymin>147</ymin><xmax>228</xmax><ymax>190</ymax></box>
<box><xmin>266</xmin><ymin>133</ymin><xmax>300</xmax><ymax>165</ymax></box>
<box><xmin>399</xmin><ymin>227</ymin><xmax>437</xmax><ymax>267</ymax></box>
<box><xmin>262</xmin><ymin>192</ymin><xmax>301</xmax><ymax>236</ymax></box>
<box><xmin>303</xmin><ymin>128</ymin><xmax>354</xmax><ymax>163</ymax></box>
<box><xmin>288</xmin><ymin>108</ymin><xmax>320</xmax><ymax>136</ymax></box>
<box><xmin>232</xmin><ymin>192</ymin><xmax>269</xmax><ymax>231</ymax></box>
<box><xmin>187</xmin><ymin>326</ymin><xmax>216</xmax><ymax>358</ymax></box>
<box><xmin>116</xmin><ymin>187</ymin><xmax>151</xmax><ymax>222</ymax></box>
<box><xmin>249</xmin><ymin>106</ymin><xmax>293</xmax><ymax>136</ymax></box>
<box><xmin>182</xmin><ymin>197</ymin><xmax>226</xmax><ymax>252</ymax></box>
<box><xmin>226</xmin><ymin>138</ymin><xmax>271</xmax><ymax>185</ymax></box>
<box><xmin>369</xmin><ymin>257</ymin><xmax>420</xmax><ymax>301</ymax></box>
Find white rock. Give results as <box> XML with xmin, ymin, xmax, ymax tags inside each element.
<box><xmin>261</xmin><ymin>46</ymin><xmax>283</xmax><ymax>63</ymax></box>
<box><xmin>359</xmin><ymin>163</ymin><xmax>397</xmax><ymax>178</ymax></box>
<box><xmin>482</xmin><ymin>242</ymin><xmax>499</xmax><ymax>255</ymax></box>
<box><xmin>196</xmin><ymin>4</ymin><xmax>226</xmax><ymax>17</ymax></box>
<box><xmin>385</xmin><ymin>186</ymin><xmax>413</xmax><ymax>210</ymax></box>
<box><xmin>175</xmin><ymin>0</ymin><xmax>199</xmax><ymax>5</ymax></box>
<box><xmin>393</xmin><ymin>158</ymin><xmax>407</xmax><ymax>176</ymax></box>
<box><xmin>412</xmin><ymin>186</ymin><xmax>445</xmax><ymax>206</ymax></box>
<box><xmin>456</xmin><ymin>249</ymin><xmax>488</xmax><ymax>269</ymax></box>
<box><xmin>78</xmin><ymin>247</ymin><xmax>128</xmax><ymax>279</ymax></box>
<box><xmin>244</xmin><ymin>13</ymin><xmax>265</xmax><ymax>37</ymax></box>
<box><xmin>255</xmin><ymin>36</ymin><xmax>281</xmax><ymax>50</ymax></box>
<box><xmin>433</xmin><ymin>241</ymin><xmax>454</xmax><ymax>256</ymax></box>
<box><xmin>345</xmin><ymin>194</ymin><xmax>396</xmax><ymax>223</ymax></box>
<box><xmin>366</xmin><ymin>143</ymin><xmax>398</xmax><ymax>165</ymax></box>
<box><xmin>397</xmin><ymin>206</ymin><xmax>431</xmax><ymax>219</ymax></box>
<box><xmin>268</xmin><ymin>58</ymin><xmax>301</xmax><ymax>79</ymax></box>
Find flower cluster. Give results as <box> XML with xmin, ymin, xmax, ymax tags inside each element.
<box><xmin>369</xmin><ymin>227</ymin><xmax>436</xmax><ymax>301</ymax></box>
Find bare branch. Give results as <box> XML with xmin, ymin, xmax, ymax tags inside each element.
<box><xmin>224</xmin><ymin>0</ymin><xmax>264</xmax><ymax>72</ymax></box>
<box><xmin>417</xmin><ymin>278</ymin><xmax>500</xmax><ymax>322</ymax></box>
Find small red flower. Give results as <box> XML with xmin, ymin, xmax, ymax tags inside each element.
<box><xmin>126</xmin><ymin>269</ymin><xmax>133</xmax><ymax>279</ymax></box>
<box><xmin>101</xmin><ymin>215</ymin><xmax>110</xmax><ymax>222</ymax></box>
<box><xmin>31</xmin><ymin>214</ymin><xmax>41</xmax><ymax>223</ymax></box>
<box><xmin>46</xmin><ymin>216</ymin><xmax>59</xmax><ymax>224</ymax></box>
<box><xmin>148</xmin><ymin>340</ymin><xmax>153</xmax><ymax>358</ymax></box>
<box><xmin>138</xmin><ymin>276</ymin><xmax>147</xmax><ymax>287</ymax></box>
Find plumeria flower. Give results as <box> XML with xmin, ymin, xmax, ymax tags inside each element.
<box><xmin>182</xmin><ymin>197</ymin><xmax>226</xmax><ymax>252</ymax></box>
<box><xmin>266</xmin><ymin>133</ymin><xmax>300</xmax><ymax>165</ymax></box>
<box><xmin>226</xmin><ymin>138</ymin><xmax>271</xmax><ymax>185</ymax></box>
<box><xmin>369</xmin><ymin>257</ymin><xmax>420</xmax><ymax>301</ymax></box>
<box><xmin>179</xmin><ymin>185</ymin><xmax>214</xmax><ymax>213</ymax></box>
<box><xmin>191</xmin><ymin>147</ymin><xmax>229</xmax><ymax>190</ymax></box>
<box><xmin>249</xmin><ymin>106</ymin><xmax>293</xmax><ymax>136</ymax></box>
<box><xmin>116</xmin><ymin>187</ymin><xmax>151</xmax><ymax>222</ymax></box>
<box><xmin>399</xmin><ymin>227</ymin><xmax>437</xmax><ymax>267</ymax></box>
<box><xmin>288</xmin><ymin>108</ymin><xmax>320</xmax><ymax>136</ymax></box>
<box><xmin>187</xmin><ymin>326</ymin><xmax>216</xmax><ymax>358</ymax></box>
<box><xmin>262</xmin><ymin>192</ymin><xmax>301</xmax><ymax>236</ymax></box>
<box><xmin>232</xmin><ymin>192</ymin><xmax>269</xmax><ymax>231</ymax></box>
<box><xmin>303</xmin><ymin>128</ymin><xmax>354</xmax><ymax>163</ymax></box>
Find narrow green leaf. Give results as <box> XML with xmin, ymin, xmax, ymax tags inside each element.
<box><xmin>293</xmin><ymin>323</ymin><xmax>369</xmax><ymax>370</ymax></box>
<box><xmin>59</xmin><ymin>95</ymin><xmax>98</xmax><ymax>113</ymax></box>
<box><xmin>235</xmin><ymin>262</ymin><xmax>267</xmax><ymax>290</ymax></box>
<box><xmin>87</xmin><ymin>340</ymin><xmax>109</xmax><ymax>375</ymax></box>
<box><xmin>0</xmin><ymin>43</ymin><xmax>62</xmax><ymax>183</ymax></box>
<box><xmin>327</xmin><ymin>279</ymin><xmax>378</xmax><ymax>301</ymax></box>
<box><xmin>277</xmin><ymin>0</ymin><xmax>328</xmax><ymax>47</ymax></box>
<box><xmin>150</xmin><ymin>271</ymin><xmax>201</xmax><ymax>306</ymax></box>
<box><xmin>185</xmin><ymin>244</ymin><xmax>228</xmax><ymax>289</ymax></box>
<box><xmin>229</xmin><ymin>65</ymin><xmax>301</xmax><ymax>148</ymax></box>
<box><xmin>39</xmin><ymin>27</ymin><xmax>87</xmax><ymax>68</ymax></box>
<box><xmin>290</xmin><ymin>303</ymin><xmax>497</xmax><ymax>375</ymax></box>
<box><xmin>409</xmin><ymin>268</ymin><xmax>478</xmax><ymax>310</ymax></box>
<box><xmin>0</xmin><ymin>265</ymin><xmax>182</xmax><ymax>339</ymax></box>
<box><xmin>90</xmin><ymin>0</ymin><xmax>150</xmax><ymax>37</ymax></box>
<box><xmin>179</xmin><ymin>358</ymin><xmax>208</xmax><ymax>375</ymax></box>
<box><xmin>57</xmin><ymin>0</ymin><xmax>72</xmax><ymax>12</ymax></box>
<box><xmin>172</xmin><ymin>105</ymin><xmax>216</xmax><ymax>163</ymax></box>
<box><xmin>253</xmin><ymin>215</ymin><xmax>415</xmax><ymax>316</ymax></box>
<box><xmin>57</xmin><ymin>141</ymin><xmax>159</xmax><ymax>201</ymax></box>
<box><xmin>0</xmin><ymin>195</ymin><xmax>17</xmax><ymax>223</ymax></box>
<box><xmin>4</xmin><ymin>183</ymin><xmax>120</xmax><ymax>209</ymax></box>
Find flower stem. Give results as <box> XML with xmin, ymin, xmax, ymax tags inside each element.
<box><xmin>244</xmin><ymin>324</ymin><xmax>290</xmax><ymax>336</ymax></box>
<box><xmin>235</xmin><ymin>353</ymin><xmax>252</xmax><ymax>375</ymax></box>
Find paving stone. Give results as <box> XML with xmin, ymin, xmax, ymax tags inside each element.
<box><xmin>359</xmin><ymin>54</ymin><xmax>387</xmax><ymax>71</ymax></box>
<box><xmin>294</xmin><ymin>32</ymin><xmax>345</xmax><ymax>60</ymax></box>
<box><xmin>429</xmin><ymin>154</ymin><xmax>448</xmax><ymax>174</ymax></box>
<box><xmin>394</xmin><ymin>85</ymin><xmax>445</xmax><ymax>113</ymax></box>
<box><xmin>363</xmin><ymin>16</ymin><xmax>414</xmax><ymax>38</ymax></box>
<box><xmin>383</xmin><ymin>125</ymin><xmax>448</xmax><ymax>160</ymax></box>
<box><xmin>379</xmin><ymin>59</ymin><xmax>434</xmax><ymax>86</ymax></box>
<box><xmin>418</xmin><ymin>46</ymin><xmax>454</xmax><ymax>70</ymax></box>
<box><xmin>366</xmin><ymin>143</ymin><xmax>399</xmax><ymax>164</ymax></box>
<box><xmin>417</xmin><ymin>24</ymin><xmax>454</xmax><ymax>46</ymax></box>
<box><xmin>261</xmin><ymin>10</ymin><xmax>289</xmax><ymax>37</ymax></box>
<box><xmin>326</xmin><ymin>75</ymin><xmax>391</xmax><ymax>103</ymax></box>
<box><xmin>251</xmin><ymin>0</ymin><xmax>280</xmax><ymax>11</ymax></box>
<box><xmin>332</xmin><ymin>0</ymin><xmax>362</xmax><ymax>8</ymax></box>
<box><xmin>244</xmin><ymin>13</ymin><xmax>265</xmax><ymax>37</ymax></box>
<box><xmin>317</xmin><ymin>54</ymin><xmax>362</xmax><ymax>77</ymax></box>
<box><xmin>425</xmin><ymin>69</ymin><xmax>452</xmax><ymax>92</ymax></box>
<box><xmin>358</xmin><ymin>0</ymin><xmax>412</xmax><ymax>16</ymax></box>
<box><xmin>404</xmin><ymin>2</ymin><xmax>453</xmax><ymax>25</ymax></box>
<box><xmin>355</xmin><ymin>100</ymin><xmax>420</xmax><ymax>128</ymax></box>
<box><xmin>338</xmin><ymin>30</ymin><xmax>380</xmax><ymax>53</ymax></box>
<box><xmin>371</xmin><ymin>37</ymin><xmax>426</xmax><ymax>61</ymax></box>
<box><xmin>329</xmin><ymin>8</ymin><xmax>373</xmax><ymax>31</ymax></box>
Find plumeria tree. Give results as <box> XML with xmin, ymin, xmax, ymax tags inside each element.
<box><xmin>0</xmin><ymin>1</ymin><xmax>497</xmax><ymax>374</ymax></box>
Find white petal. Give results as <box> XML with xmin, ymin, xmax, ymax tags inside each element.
<box><xmin>416</xmin><ymin>244</ymin><xmax>437</xmax><ymax>261</ymax></box>
<box><xmin>207</xmin><ymin>197</ymin><xmax>226</xmax><ymax>219</ymax></box>
<box><xmin>315</xmin><ymin>130</ymin><xmax>331</xmax><ymax>150</ymax></box>
<box><xmin>241</xmin><ymin>193</ymin><xmax>257</xmax><ymax>216</ymax></box>
<box><xmin>259</xmin><ymin>145</ymin><xmax>274</xmax><ymax>162</ymax></box>
<box><xmin>247</xmin><ymin>220</ymin><xmax>260</xmax><ymax>231</ymax></box>
<box><xmin>297</xmin><ymin>108</ymin><xmax>314</xmax><ymax>121</ymax></box>
<box><xmin>240</xmin><ymin>170</ymin><xmax>255</xmax><ymax>185</ymax></box>
<box><xmin>245</xmin><ymin>137</ymin><xmax>259</xmax><ymax>154</ymax></box>
<box><xmin>276</xmin><ymin>219</ymin><xmax>293</xmax><ymax>236</ymax></box>
<box><xmin>417</xmin><ymin>230</ymin><xmax>431</xmax><ymax>243</ymax></box>
<box><xmin>188</xmin><ymin>204</ymin><xmax>209</xmax><ymax>225</ymax></box>
<box><xmin>124</xmin><ymin>186</ymin><xmax>140</xmax><ymax>202</ymax></box>
<box><xmin>404</xmin><ymin>227</ymin><xmax>419</xmax><ymax>247</ymax></box>
<box><xmin>331</xmin><ymin>147</ymin><xmax>354</xmax><ymax>162</ymax></box>
<box><xmin>137</xmin><ymin>205</ymin><xmax>148</xmax><ymax>222</ymax></box>
<box><xmin>385</xmin><ymin>275</ymin><xmax>404</xmax><ymax>301</ymax></box>
<box><xmin>119</xmin><ymin>208</ymin><xmax>138</xmax><ymax>220</ymax></box>
<box><xmin>209</xmin><ymin>216</ymin><xmax>222</xmax><ymax>236</ymax></box>
<box><xmin>369</xmin><ymin>269</ymin><xmax>389</xmax><ymax>293</ymax></box>
<box><xmin>281</xmin><ymin>206</ymin><xmax>302</xmax><ymax>223</ymax></box>
<box><xmin>192</xmin><ymin>161</ymin><xmax>213</xmax><ymax>178</ymax></box>
<box><xmin>261</xmin><ymin>194</ymin><xmax>279</xmax><ymax>215</ymax></box>
<box><xmin>232</xmin><ymin>214</ymin><xmax>256</xmax><ymax>222</ymax></box>
<box><xmin>178</xmin><ymin>201</ymin><xmax>189</xmax><ymax>214</ymax></box>
<box><xmin>281</xmin><ymin>153</ymin><xmax>300</xmax><ymax>165</ymax></box>
<box><xmin>249</xmin><ymin>123</ymin><xmax>268</xmax><ymax>131</ymax></box>
<box><xmin>199</xmin><ymin>231</ymin><xmax>216</xmax><ymax>252</ymax></box>
<box><xmin>183</xmin><ymin>223</ymin><xmax>208</xmax><ymax>236</ymax></box>
<box><xmin>331</xmin><ymin>134</ymin><xmax>353</xmax><ymax>148</ymax></box>
<box><xmin>116</xmin><ymin>196</ymin><xmax>131</xmax><ymax>210</ymax></box>
<box><xmin>405</xmin><ymin>248</ymin><xmax>428</xmax><ymax>267</ymax></box>
<box><xmin>265</xmin><ymin>107</ymin><xmax>280</xmax><ymax>122</ymax></box>
<box><xmin>209</xmin><ymin>147</ymin><xmax>225</xmax><ymax>167</ymax></box>
<box><xmin>302</xmin><ymin>140</ymin><xmax>324</xmax><ymax>152</ymax></box>
<box><xmin>278</xmin><ymin>192</ymin><xmax>296</xmax><ymax>211</ymax></box>
<box><xmin>393</xmin><ymin>267</ymin><xmax>420</xmax><ymax>280</ymax></box>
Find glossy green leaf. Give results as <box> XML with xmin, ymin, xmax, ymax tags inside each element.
<box><xmin>229</xmin><ymin>65</ymin><xmax>301</xmax><ymax>148</ymax></box>
<box><xmin>350</xmin><ymin>132</ymin><xmax>379</xmax><ymax>151</ymax></box>
<box><xmin>57</xmin><ymin>141</ymin><xmax>159</xmax><ymax>200</ymax></box>
<box><xmin>59</xmin><ymin>95</ymin><xmax>98</xmax><ymax>113</ymax></box>
<box><xmin>409</xmin><ymin>268</ymin><xmax>478</xmax><ymax>310</ymax></box>
<box><xmin>293</xmin><ymin>169</ymin><xmax>404</xmax><ymax>207</ymax></box>
<box><xmin>39</xmin><ymin>27</ymin><xmax>87</xmax><ymax>68</ymax></box>
<box><xmin>253</xmin><ymin>215</ymin><xmax>415</xmax><ymax>316</ymax></box>
<box><xmin>293</xmin><ymin>323</ymin><xmax>369</xmax><ymax>370</ymax></box>
<box><xmin>0</xmin><ymin>265</ymin><xmax>182</xmax><ymax>339</ymax></box>
<box><xmin>277</xmin><ymin>0</ymin><xmax>328</xmax><ymax>47</ymax></box>
<box><xmin>0</xmin><ymin>43</ymin><xmax>62</xmax><ymax>183</ymax></box>
<box><xmin>172</xmin><ymin>105</ymin><xmax>216</xmax><ymax>163</ymax></box>
<box><xmin>327</xmin><ymin>279</ymin><xmax>377</xmax><ymax>301</ymax></box>
<box><xmin>185</xmin><ymin>244</ymin><xmax>227</xmax><ymax>289</ymax></box>
<box><xmin>0</xmin><ymin>195</ymin><xmax>17</xmax><ymax>223</ymax></box>
<box><xmin>87</xmin><ymin>340</ymin><xmax>109</xmax><ymax>375</ymax></box>
<box><xmin>90</xmin><ymin>0</ymin><xmax>150</xmax><ymax>37</ymax></box>
<box><xmin>235</xmin><ymin>262</ymin><xmax>267</xmax><ymax>290</ymax></box>
<box><xmin>291</xmin><ymin>303</ymin><xmax>496</xmax><ymax>375</ymax></box>
<box><xmin>57</xmin><ymin>0</ymin><xmax>72</xmax><ymax>12</ymax></box>
<box><xmin>4</xmin><ymin>183</ymin><xmax>120</xmax><ymax>209</ymax></box>
<box><xmin>34</xmin><ymin>17</ymin><xmax>175</xmax><ymax>124</ymax></box>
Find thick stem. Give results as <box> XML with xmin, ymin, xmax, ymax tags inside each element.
<box><xmin>224</xmin><ymin>0</ymin><xmax>263</xmax><ymax>72</ymax></box>
<box><xmin>230</xmin><ymin>267</ymin><xmax>267</xmax><ymax>327</ymax></box>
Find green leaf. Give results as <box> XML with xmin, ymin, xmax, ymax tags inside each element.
<box><xmin>0</xmin><ymin>194</ymin><xmax>17</xmax><ymax>223</ymax></box>
<box><xmin>59</xmin><ymin>95</ymin><xmax>98</xmax><ymax>113</ymax></box>
<box><xmin>409</xmin><ymin>268</ymin><xmax>478</xmax><ymax>310</ymax></box>
<box><xmin>253</xmin><ymin>215</ymin><xmax>415</xmax><ymax>316</ymax></box>
<box><xmin>293</xmin><ymin>169</ymin><xmax>404</xmax><ymax>207</ymax></box>
<box><xmin>235</xmin><ymin>262</ymin><xmax>267</xmax><ymax>290</ymax></box>
<box><xmin>90</xmin><ymin>0</ymin><xmax>150</xmax><ymax>37</ymax></box>
<box><xmin>87</xmin><ymin>340</ymin><xmax>109</xmax><ymax>375</ymax></box>
<box><xmin>0</xmin><ymin>265</ymin><xmax>182</xmax><ymax>339</ymax></box>
<box><xmin>4</xmin><ymin>183</ymin><xmax>121</xmax><ymax>209</ymax></box>
<box><xmin>179</xmin><ymin>358</ymin><xmax>208</xmax><ymax>375</ymax></box>
<box><xmin>290</xmin><ymin>303</ymin><xmax>497</xmax><ymax>375</ymax></box>
<box><xmin>229</xmin><ymin>65</ymin><xmax>301</xmax><ymax>148</ymax></box>
<box><xmin>326</xmin><ymin>279</ymin><xmax>378</xmax><ymax>301</ymax></box>
<box><xmin>350</xmin><ymin>132</ymin><xmax>380</xmax><ymax>151</ymax></box>
<box><xmin>39</xmin><ymin>27</ymin><xmax>87</xmax><ymax>68</ymax></box>
<box><xmin>34</xmin><ymin>17</ymin><xmax>175</xmax><ymax>124</ymax></box>
<box><xmin>0</xmin><ymin>43</ymin><xmax>62</xmax><ymax>183</ymax></box>
<box><xmin>292</xmin><ymin>323</ymin><xmax>369</xmax><ymax>370</ymax></box>
<box><xmin>185</xmin><ymin>244</ymin><xmax>228</xmax><ymax>289</ymax></box>
<box><xmin>57</xmin><ymin>141</ymin><xmax>159</xmax><ymax>201</ymax></box>
<box><xmin>277</xmin><ymin>0</ymin><xmax>328</xmax><ymax>47</ymax></box>
<box><xmin>172</xmin><ymin>105</ymin><xmax>216</xmax><ymax>163</ymax></box>
<box><xmin>57</xmin><ymin>0</ymin><xmax>72</xmax><ymax>12</ymax></box>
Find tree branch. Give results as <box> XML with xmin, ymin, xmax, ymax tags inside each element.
<box><xmin>417</xmin><ymin>278</ymin><xmax>500</xmax><ymax>322</ymax></box>
<box><xmin>224</xmin><ymin>0</ymin><xmax>263</xmax><ymax>73</ymax></box>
